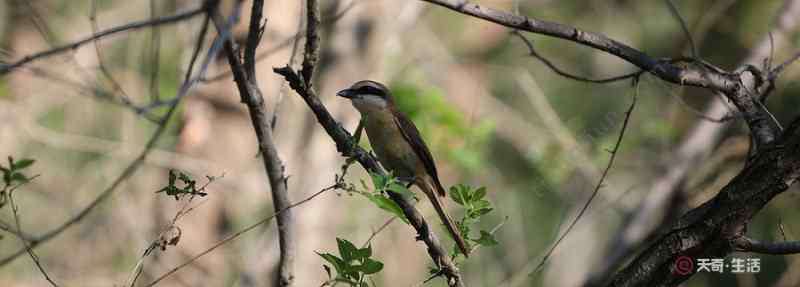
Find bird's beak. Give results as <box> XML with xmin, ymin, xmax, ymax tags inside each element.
<box><xmin>336</xmin><ymin>88</ymin><xmax>356</xmax><ymax>99</ymax></box>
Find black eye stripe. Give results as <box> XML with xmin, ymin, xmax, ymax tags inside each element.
<box><xmin>357</xmin><ymin>85</ymin><xmax>384</xmax><ymax>96</ymax></box>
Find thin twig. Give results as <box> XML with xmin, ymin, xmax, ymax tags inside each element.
<box><xmin>362</xmin><ymin>217</ymin><xmax>397</xmax><ymax>248</ymax></box>
<box><xmin>770</xmin><ymin>50</ymin><xmax>800</xmax><ymax>75</ymax></box>
<box><xmin>532</xmin><ymin>77</ymin><xmax>639</xmax><ymax>276</ymax></box>
<box><xmin>512</xmin><ymin>30</ymin><xmax>642</xmax><ymax>84</ymax></box>
<box><xmin>144</xmin><ymin>182</ymin><xmax>339</xmax><ymax>287</ymax></box>
<box><xmin>0</xmin><ymin>4</ymin><xmax>207</xmax><ymax>74</ymax></box>
<box><xmin>126</xmin><ymin>173</ymin><xmax>218</xmax><ymax>287</ymax></box>
<box><xmin>0</xmin><ymin>3</ymin><xmax>219</xmax><ymax>267</ymax></box>
<box><xmin>665</xmin><ymin>0</ymin><xmax>698</xmax><ymax>58</ymax></box>
<box><xmin>735</xmin><ymin>236</ymin><xmax>800</xmax><ymax>255</ymax></box>
<box><xmin>149</xmin><ymin>0</ymin><xmax>163</xmax><ymax>102</ymax></box>
<box><xmin>90</xmin><ymin>0</ymin><xmax>135</xmax><ymax>118</ymax></box>
<box><xmin>9</xmin><ymin>177</ymin><xmax>59</xmax><ymax>287</ymax></box>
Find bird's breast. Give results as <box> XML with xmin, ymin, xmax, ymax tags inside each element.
<box><xmin>362</xmin><ymin>111</ymin><xmax>419</xmax><ymax>178</ymax></box>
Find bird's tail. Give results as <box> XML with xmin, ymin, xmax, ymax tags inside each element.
<box><xmin>420</xmin><ymin>179</ymin><xmax>470</xmax><ymax>257</ymax></box>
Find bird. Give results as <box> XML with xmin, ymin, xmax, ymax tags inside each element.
<box><xmin>337</xmin><ymin>80</ymin><xmax>470</xmax><ymax>257</ymax></box>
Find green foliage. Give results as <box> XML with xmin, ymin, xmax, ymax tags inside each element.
<box><xmin>155</xmin><ymin>170</ymin><xmax>215</xmax><ymax>200</ymax></box>
<box><xmin>449</xmin><ymin>184</ymin><xmax>499</xmax><ymax>255</ymax></box>
<box><xmin>318</xmin><ymin>238</ymin><xmax>384</xmax><ymax>287</ymax></box>
<box><xmin>347</xmin><ymin>171</ymin><xmax>413</xmax><ymax>224</ymax></box>
<box><xmin>390</xmin><ymin>83</ymin><xmax>494</xmax><ymax>173</ymax></box>
<box><xmin>0</xmin><ymin>156</ymin><xmax>36</xmax><ymax>209</ymax></box>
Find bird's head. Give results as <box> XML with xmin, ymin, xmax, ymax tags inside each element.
<box><xmin>337</xmin><ymin>80</ymin><xmax>394</xmax><ymax>113</ymax></box>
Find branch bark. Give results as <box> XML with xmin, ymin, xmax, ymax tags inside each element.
<box><xmin>414</xmin><ymin>0</ymin><xmax>800</xmax><ymax>286</ymax></box>
<box><xmin>608</xmin><ymin>117</ymin><xmax>800</xmax><ymax>286</ymax></box>
<box><xmin>210</xmin><ymin>2</ymin><xmax>295</xmax><ymax>286</ymax></box>
<box><xmin>272</xmin><ymin>1</ymin><xmax>464</xmax><ymax>285</ymax></box>
<box><xmin>0</xmin><ymin>3</ymin><xmax>208</xmax><ymax>75</ymax></box>
<box><xmin>735</xmin><ymin>237</ymin><xmax>800</xmax><ymax>255</ymax></box>
<box><xmin>420</xmin><ymin>0</ymin><xmax>781</xmax><ymax>147</ymax></box>
<box><xmin>593</xmin><ymin>1</ymin><xmax>800</xmax><ymax>283</ymax></box>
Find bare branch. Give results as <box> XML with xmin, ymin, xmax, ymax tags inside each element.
<box><xmin>144</xmin><ymin>177</ymin><xmax>340</xmax><ymax>287</ymax></box>
<box><xmin>272</xmin><ymin>1</ymin><xmax>464</xmax><ymax>283</ymax></box>
<box><xmin>532</xmin><ymin>77</ymin><xmax>639</xmax><ymax>275</ymax></box>
<box><xmin>0</xmin><ymin>3</ymin><xmax>220</xmax><ymax>267</ymax></box>
<box><xmin>608</xmin><ymin>116</ymin><xmax>800</xmax><ymax>286</ymax></box>
<box><xmin>301</xmin><ymin>0</ymin><xmax>320</xmax><ymax>83</ymax></box>
<box><xmin>9</xmin><ymin>178</ymin><xmax>59</xmax><ymax>287</ymax></box>
<box><xmin>664</xmin><ymin>0</ymin><xmax>697</xmax><ymax>58</ymax></box>
<box><xmin>770</xmin><ymin>50</ymin><xmax>800</xmax><ymax>76</ymax></box>
<box><xmin>512</xmin><ymin>30</ymin><xmax>641</xmax><ymax>83</ymax></box>
<box><xmin>421</xmin><ymin>0</ymin><xmax>786</xmax><ymax>151</ymax></box>
<box><xmin>735</xmin><ymin>236</ymin><xmax>800</xmax><ymax>255</ymax></box>
<box><xmin>210</xmin><ymin>1</ymin><xmax>296</xmax><ymax>285</ymax></box>
<box><xmin>0</xmin><ymin>4</ymin><xmax>207</xmax><ymax>75</ymax></box>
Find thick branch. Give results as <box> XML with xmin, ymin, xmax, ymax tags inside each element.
<box><xmin>420</xmin><ymin>0</ymin><xmax>781</xmax><ymax>147</ymax></box>
<box><xmin>607</xmin><ymin>116</ymin><xmax>800</xmax><ymax>286</ymax></box>
<box><xmin>591</xmin><ymin>1</ymin><xmax>800</xmax><ymax>284</ymax></box>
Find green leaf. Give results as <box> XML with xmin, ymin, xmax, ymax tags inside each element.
<box><xmin>449</xmin><ymin>185</ymin><xmax>469</xmax><ymax>205</ymax></box>
<box><xmin>317</xmin><ymin>252</ymin><xmax>346</xmax><ymax>275</ymax></box>
<box><xmin>337</xmin><ymin>238</ymin><xmax>358</xmax><ymax>263</ymax></box>
<box><xmin>387</xmin><ymin>182</ymin><xmax>414</xmax><ymax>198</ymax></box>
<box><xmin>364</xmin><ymin>194</ymin><xmax>409</xmax><ymax>224</ymax></box>
<box><xmin>12</xmin><ymin>159</ymin><xmax>35</xmax><ymax>170</ymax></box>
<box><xmin>354</xmin><ymin>245</ymin><xmax>372</xmax><ymax>259</ymax></box>
<box><xmin>474</xmin><ymin>230</ymin><xmax>499</xmax><ymax>246</ymax></box>
<box><xmin>469</xmin><ymin>207</ymin><xmax>493</xmax><ymax>218</ymax></box>
<box><xmin>473</xmin><ymin>187</ymin><xmax>486</xmax><ymax>200</ymax></box>
<box><xmin>9</xmin><ymin>173</ymin><xmax>28</xmax><ymax>184</ymax></box>
<box><xmin>369</xmin><ymin>172</ymin><xmax>388</xmax><ymax>189</ymax></box>
<box><xmin>468</xmin><ymin>200</ymin><xmax>493</xmax><ymax>218</ymax></box>
<box><xmin>360</xmin><ymin>258</ymin><xmax>384</xmax><ymax>274</ymax></box>
<box><xmin>178</xmin><ymin>172</ymin><xmax>192</xmax><ymax>183</ymax></box>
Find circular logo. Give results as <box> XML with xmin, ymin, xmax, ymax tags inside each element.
<box><xmin>674</xmin><ymin>256</ymin><xmax>694</xmax><ymax>275</ymax></box>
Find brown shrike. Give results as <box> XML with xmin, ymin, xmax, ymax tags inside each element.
<box><xmin>337</xmin><ymin>80</ymin><xmax>470</xmax><ymax>257</ymax></box>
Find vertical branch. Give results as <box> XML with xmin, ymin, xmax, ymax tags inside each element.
<box><xmin>301</xmin><ymin>0</ymin><xmax>320</xmax><ymax>83</ymax></box>
<box><xmin>272</xmin><ymin>1</ymin><xmax>465</xmax><ymax>283</ymax></box>
<box><xmin>210</xmin><ymin>1</ymin><xmax>295</xmax><ymax>285</ymax></box>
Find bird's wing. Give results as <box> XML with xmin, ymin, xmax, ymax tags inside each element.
<box><xmin>393</xmin><ymin>111</ymin><xmax>446</xmax><ymax>197</ymax></box>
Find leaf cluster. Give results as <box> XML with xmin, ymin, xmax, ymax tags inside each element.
<box><xmin>450</xmin><ymin>184</ymin><xmax>498</xmax><ymax>255</ymax></box>
<box><xmin>155</xmin><ymin>170</ymin><xmax>212</xmax><ymax>200</ymax></box>
<box><xmin>0</xmin><ymin>157</ymin><xmax>36</xmax><ymax>209</ymax></box>
<box><xmin>318</xmin><ymin>238</ymin><xmax>384</xmax><ymax>287</ymax></box>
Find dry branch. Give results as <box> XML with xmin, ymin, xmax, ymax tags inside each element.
<box><xmin>210</xmin><ymin>1</ymin><xmax>296</xmax><ymax>285</ymax></box>
<box><xmin>415</xmin><ymin>0</ymin><xmax>800</xmax><ymax>286</ymax></box>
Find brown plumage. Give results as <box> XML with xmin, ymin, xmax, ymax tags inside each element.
<box><xmin>338</xmin><ymin>80</ymin><xmax>471</xmax><ymax>257</ymax></box>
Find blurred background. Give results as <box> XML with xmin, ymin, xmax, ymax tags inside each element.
<box><xmin>1</xmin><ymin>0</ymin><xmax>800</xmax><ymax>286</ymax></box>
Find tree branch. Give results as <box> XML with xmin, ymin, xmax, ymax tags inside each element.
<box><xmin>607</xmin><ymin>116</ymin><xmax>800</xmax><ymax>286</ymax></box>
<box><xmin>420</xmin><ymin>0</ymin><xmax>781</xmax><ymax>148</ymax></box>
<box><xmin>272</xmin><ymin>1</ymin><xmax>463</xmax><ymax>285</ymax></box>
<box><xmin>735</xmin><ymin>236</ymin><xmax>800</xmax><ymax>255</ymax></box>
<box><xmin>0</xmin><ymin>1</ymin><xmax>220</xmax><ymax>268</ymax></box>
<box><xmin>0</xmin><ymin>3</ymin><xmax>208</xmax><ymax>75</ymax></box>
<box><xmin>209</xmin><ymin>2</ymin><xmax>295</xmax><ymax>285</ymax></box>
<box><xmin>414</xmin><ymin>1</ymin><xmax>800</xmax><ymax>286</ymax></box>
